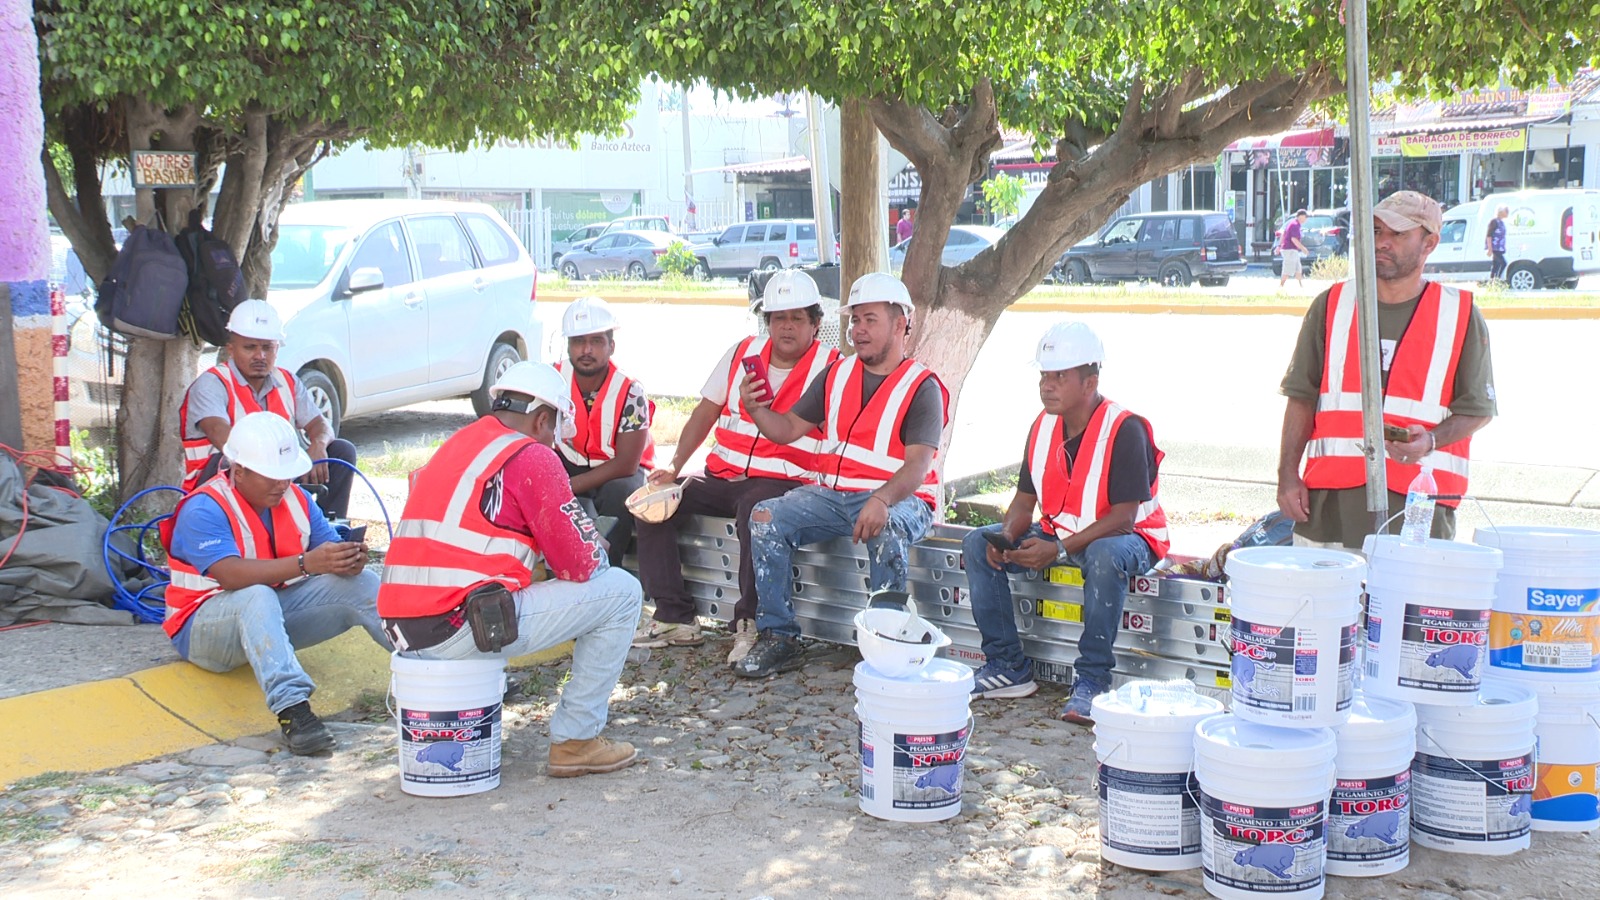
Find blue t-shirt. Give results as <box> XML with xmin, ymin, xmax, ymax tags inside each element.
<box><xmin>169</xmin><ymin>485</ymin><xmax>337</xmax><ymax>657</ymax></box>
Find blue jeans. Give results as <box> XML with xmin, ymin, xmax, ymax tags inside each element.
<box><xmin>963</xmin><ymin>523</ymin><xmax>1156</xmax><ymax>685</ymax></box>
<box><xmin>749</xmin><ymin>485</ymin><xmax>934</xmax><ymax>637</ymax></box>
<box><xmin>182</xmin><ymin>568</ymin><xmax>390</xmax><ymax>714</ymax></box>
<box><xmin>402</xmin><ymin>567</ymin><xmax>641</xmax><ymax>743</ymax></box>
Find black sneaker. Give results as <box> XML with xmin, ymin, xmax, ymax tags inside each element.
<box><xmin>277</xmin><ymin>700</ymin><xmax>335</xmax><ymax>755</ymax></box>
<box><xmin>732</xmin><ymin>632</ymin><xmax>805</xmax><ymax>678</ymax></box>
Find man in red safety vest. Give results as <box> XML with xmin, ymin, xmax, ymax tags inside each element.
<box><xmin>1277</xmin><ymin>190</ymin><xmax>1497</xmax><ymax>550</ymax></box>
<box><xmin>963</xmin><ymin>322</ymin><xmax>1170</xmax><ymax>725</ymax></box>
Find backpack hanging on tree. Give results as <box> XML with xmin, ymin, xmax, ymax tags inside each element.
<box><xmin>175</xmin><ymin>209</ymin><xmax>247</xmax><ymax>347</ymax></box>
<box><xmin>95</xmin><ymin>223</ymin><xmax>188</xmax><ymax>339</ymax></box>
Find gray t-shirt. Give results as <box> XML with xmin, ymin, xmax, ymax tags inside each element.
<box><xmin>790</xmin><ymin>360</ymin><xmax>945</xmax><ymax>448</ymax></box>
<box><xmin>183</xmin><ymin>361</ymin><xmax>323</xmax><ymax>440</ymax></box>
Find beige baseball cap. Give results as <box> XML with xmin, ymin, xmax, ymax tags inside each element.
<box><xmin>1373</xmin><ymin>190</ymin><xmax>1442</xmax><ymax>234</ymax></box>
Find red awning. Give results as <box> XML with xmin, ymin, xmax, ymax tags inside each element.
<box><xmin>1225</xmin><ymin>128</ymin><xmax>1335</xmax><ymax>151</ymax></box>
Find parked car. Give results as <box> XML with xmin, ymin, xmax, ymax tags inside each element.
<box><xmin>266</xmin><ymin>199</ymin><xmax>540</xmax><ymax>433</ymax></box>
<box><xmin>692</xmin><ymin>219</ymin><xmax>819</xmax><ymax>279</ymax></box>
<box><xmin>552</xmin><ymin>223</ymin><xmax>608</xmax><ymax>259</ymax></box>
<box><xmin>888</xmin><ymin>224</ymin><xmax>1005</xmax><ymax>272</ymax></box>
<box><xmin>1271</xmin><ymin>207</ymin><xmax>1351</xmax><ymax>276</ymax></box>
<box><xmin>599</xmin><ymin>215</ymin><xmax>672</xmax><ymax>237</ymax></box>
<box><xmin>1054</xmin><ymin>210</ymin><xmax>1245</xmax><ymax>286</ymax></box>
<box><xmin>555</xmin><ymin>230</ymin><xmax>681</xmax><ymax>280</ymax></box>
<box><xmin>63</xmin><ymin>297</ymin><xmax>127</xmax><ymax>430</ymax></box>
<box><xmin>1425</xmin><ymin>189</ymin><xmax>1600</xmax><ymax>289</ymax></box>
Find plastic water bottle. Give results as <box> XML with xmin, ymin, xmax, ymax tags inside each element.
<box><xmin>1400</xmin><ymin>463</ymin><xmax>1437</xmax><ymax>544</ymax></box>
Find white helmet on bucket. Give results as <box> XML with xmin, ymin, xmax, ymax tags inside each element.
<box><xmin>227</xmin><ymin>299</ymin><xmax>285</xmax><ymax>342</ymax></box>
<box><xmin>223</xmin><ymin>412</ymin><xmax>311</xmax><ymax>480</ymax></box>
<box><xmin>840</xmin><ymin>272</ymin><xmax>913</xmax><ymax>314</ymax></box>
<box><xmin>759</xmin><ymin>270</ymin><xmax>822</xmax><ymax>313</ymax></box>
<box><xmin>1034</xmin><ymin>321</ymin><xmax>1104</xmax><ymax>371</ymax></box>
<box><xmin>562</xmin><ymin>296</ymin><xmax>620</xmax><ymax>338</ymax></box>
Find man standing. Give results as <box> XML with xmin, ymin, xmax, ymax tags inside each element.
<box><xmin>1486</xmin><ymin>204</ymin><xmax>1509</xmax><ymax>281</ymax></box>
<box><xmin>179</xmin><ymin>300</ymin><xmax>357</xmax><ymax>519</ymax></box>
<box><xmin>555</xmin><ymin>296</ymin><xmax>654</xmax><ymax>567</ymax></box>
<box><xmin>730</xmin><ymin>273</ymin><xmax>948</xmax><ymax>678</ymax></box>
<box><xmin>379</xmin><ymin>361</ymin><xmax>643</xmax><ymax>778</ymax></box>
<box><xmin>1277</xmin><ymin>190</ymin><xmax>1496</xmax><ymax>550</ymax></box>
<box><xmin>896</xmin><ymin>209</ymin><xmax>914</xmax><ymax>243</ymax></box>
<box><xmin>1279</xmin><ymin>209</ymin><xmax>1310</xmax><ymax>288</ymax></box>
<box><xmin>963</xmin><ymin>322</ymin><xmax>1168</xmax><ymax>724</ymax></box>
<box><xmin>632</xmin><ymin>270</ymin><xmax>839</xmax><ymax>665</ymax></box>
<box><xmin>163</xmin><ymin>413</ymin><xmax>388</xmax><ymax>755</ymax></box>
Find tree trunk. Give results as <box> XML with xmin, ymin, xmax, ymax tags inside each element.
<box><xmin>839</xmin><ymin>99</ymin><xmax>882</xmax><ymax>301</ymax></box>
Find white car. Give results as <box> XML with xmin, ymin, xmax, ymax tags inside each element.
<box><xmin>268</xmin><ymin>199</ymin><xmax>540</xmax><ymax>433</ymax></box>
<box><xmin>888</xmin><ymin>224</ymin><xmax>1006</xmax><ymax>273</ymax></box>
<box><xmin>1426</xmin><ymin>189</ymin><xmax>1600</xmax><ymax>289</ymax></box>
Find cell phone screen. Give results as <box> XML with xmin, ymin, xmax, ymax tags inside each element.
<box><xmin>345</xmin><ymin>525</ymin><xmax>368</xmax><ymax>544</ymax></box>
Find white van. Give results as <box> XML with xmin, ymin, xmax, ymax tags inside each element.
<box><xmin>1425</xmin><ymin>189</ymin><xmax>1600</xmax><ymax>289</ymax></box>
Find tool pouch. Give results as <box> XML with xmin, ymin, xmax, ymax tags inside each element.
<box><xmin>465</xmin><ymin>582</ymin><xmax>518</xmax><ymax>654</ymax></box>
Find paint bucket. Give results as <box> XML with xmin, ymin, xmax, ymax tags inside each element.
<box><xmin>853</xmin><ymin>658</ymin><xmax>974</xmax><ymax>822</ymax></box>
<box><xmin>1411</xmin><ymin>680</ymin><xmax>1537</xmax><ymax>854</ymax></box>
<box><xmin>1225</xmin><ymin>547</ymin><xmax>1365</xmax><ymax>728</ymax></box>
<box><xmin>1092</xmin><ymin>680</ymin><xmax>1226</xmax><ymax>871</ymax></box>
<box><xmin>1326</xmin><ymin>691</ymin><xmax>1416</xmax><ymax>877</ymax></box>
<box><xmin>1361</xmin><ymin>535</ymin><xmax>1502</xmax><ymax>706</ymax></box>
<box><xmin>1485</xmin><ymin>671</ymin><xmax>1600</xmax><ymax>831</ymax></box>
<box><xmin>390</xmin><ymin>654</ymin><xmax>507</xmax><ymax>798</ymax></box>
<box><xmin>1476</xmin><ymin>526</ymin><xmax>1600</xmax><ymax>678</ymax></box>
<box><xmin>1194</xmin><ymin>715</ymin><xmax>1338</xmax><ymax>900</ymax></box>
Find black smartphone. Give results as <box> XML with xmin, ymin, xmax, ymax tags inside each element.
<box><xmin>982</xmin><ymin>531</ymin><xmax>1017</xmax><ymax>552</ymax></box>
<box><xmin>1382</xmin><ymin>423</ymin><xmax>1411</xmax><ymax>443</ymax></box>
<box><xmin>345</xmin><ymin>524</ymin><xmax>368</xmax><ymax>544</ymax></box>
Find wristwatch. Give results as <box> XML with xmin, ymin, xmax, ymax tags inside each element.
<box><xmin>1055</xmin><ymin>540</ymin><xmax>1070</xmax><ymax>564</ymax></box>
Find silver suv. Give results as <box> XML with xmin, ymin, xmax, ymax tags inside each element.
<box><xmin>692</xmin><ymin>219</ymin><xmax>819</xmax><ymax>279</ymax></box>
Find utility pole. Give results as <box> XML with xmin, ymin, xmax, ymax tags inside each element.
<box><xmin>1344</xmin><ymin>0</ymin><xmax>1388</xmax><ymax>532</ymax></box>
<box><xmin>805</xmin><ymin>93</ymin><xmax>836</xmax><ymax>265</ymax></box>
<box><xmin>680</xmin><ymin>85</ymin><xmax>696</xmax><ymax>230</ymax></box>
<box><xmin>0</xmin><ymin>0</ymin><xmax>48</xmax><ymax>452</ymax></box>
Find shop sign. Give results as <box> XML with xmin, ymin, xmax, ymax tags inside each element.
<box><xmin>1374</xmin><ymin>128</ymin><xmax>1526</xmax><ymax>158</ymax></box>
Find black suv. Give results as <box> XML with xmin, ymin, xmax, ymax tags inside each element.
<box><xmin>1053</xmin><ymin>211</ymin><xmax>1245</xmax><ymax>287</ymax></box>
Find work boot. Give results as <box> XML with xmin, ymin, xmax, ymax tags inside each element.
<box><xmin>732</xmin><ymin>631</ymin><xmax>805</xmax><ymax>678</ymax></box>
<box><xmin>548</xmin><ymin>736</ymin><xmax>639</xmax><ymax>778</ymax></box>
<box><xmin>632</xmin><ymin>620</ymin><xmax>704</xmax><ymax>648</ymax></box>
<box><xmin>277</xmin><ymin>701</ymin><xmax>335</xmax><ymax>755</ymax></box>
<box><xmin>726</xmin><ymin>619</ymin><xmax>759</xmax><ymax>666</ymax></box>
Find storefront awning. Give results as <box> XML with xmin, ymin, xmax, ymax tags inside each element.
<box><xmin>714</xmin><ymin>155</ymin><xmax>811</xmax><ymax>176</ymax></box>
<box><xmin>1225</xmin><ymin>128</ymin><xmax>1335</xmax><ymax>151</ymax></box>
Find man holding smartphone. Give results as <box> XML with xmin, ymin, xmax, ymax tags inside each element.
<box><xmin>963</xmin><ymin>322</ymin><xmax>1168</xmax><ymax>725</ymax></box>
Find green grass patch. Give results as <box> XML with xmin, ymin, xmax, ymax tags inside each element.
<box><xmin>361</xmin><ymin>437</ymin><xmax>446</xmax><ymax>479</ymax></box>
<box><xmin>9</xmin><ymin>772</ymin><xmax>72</xmax><ymax>791</ymax></box>
<box><xmin>348</xmin><ymin>688</ymin><xmax>391</xmax><ymax>725</ymax></box>
<box><xmin>540</xmin><ymin>273</ymin><xmax>740</xmax><ymax>296</ymax></box>
<box><xmin>651</xmin><ymin>395</ymin><xmax>701</xmax><ymax>447</ymax></box>
<box><xmin>0</xmin><ymin>812</ymin><xmax>53</xmax><ymax>845</ymax></box>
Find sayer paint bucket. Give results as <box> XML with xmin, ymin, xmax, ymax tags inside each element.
<box><xmin>1475</xmin><ymin>526</ymin><xmax>1600</xmax><ymax>677</ymax></box>
<box><xmin>1225</xmin><ymin>547</ymin><xmax>1365</xmax><ymax>728</ymax></box>
<box><xmin>390</xmin><ymin>654</ymin><xmax>506</xmax><ymax>798</ymax></box>
<box><xmin>1486</xmin><ymin>671</ymin><xmax>1600</xmax><ymax>831</ymax></box>
<box><xmin>1362</xmin><ymin>535</ymin><xmax>1503</xmax><ymax>706</ymax></box>
<box><xmin>1411</xmin><ymin>680</ymin><xmax>1537</xmax><ymax>855</ymax></box>
<box><xmin>1091</xmin><ymin>680</ymin><xmax>1226</xmax><ymax>871</ymax></box>
<box><xmin>853</xmin><ymin>658</ymin><xmax>974</xmax><ymax>822</ymax></box>
<box><xmin>1326</xmin><ymin>691</ymin><xmax>1416</xmax><ymax>877</ymax></box>
<box><xmin>1194</xmin><ymin>716</ymin><xmax>1338</xmax><ymax>900</ymax></box>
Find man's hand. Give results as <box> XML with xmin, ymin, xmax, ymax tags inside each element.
<box><xmin>1277</xmin><ymin>473</ymin><xmax>1310</xmax><ymax>522</ymax></box>
<box><xmin>646</xmin><ymin>464</ymin><xmax>678</xmax><ymax>487</ymax></box>
<box><xmin>984</xmin><ymin>541</ymin><xmax>1007</xmax><ymax>569</ymax></box>
<box><xmin>736</xmin><ymin>371</ymin><xmax>772</xmax><ymax>412</ymax></box>
<box><xmin>852</xmin><ymin>494</ymin><xmax>889</xmax><ymax>544</ymax></box>
<box><xmin>1005</xmin><ymin>537</ymin><xmax>1059</xmax><ymax>571</ymax></box>
<box><xmin>303</xmin><ymin>442</ymin><xmax>330</xmax><ymax>485</ymax></box>
<box><xmin>305</xmin><ymin>541</ymin><xmax>366</xmax><ymax>577</ymax></box>
<box><xmin>1384</xmin><ymin>424</ymin><xmax>1433</xmax><ymax>466</ymax></box>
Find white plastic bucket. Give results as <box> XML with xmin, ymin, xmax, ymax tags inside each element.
<box><xmin>1411</xmin><ymin>680</ymin><xmax>1537</xmax><ymax>854</ymax></box>
<box><xmin>1476</xmin><ymin>526</ymin><xmax>1600</xmax><ymax>678</ymax></box>
<box><xmin>1362</xmin><ymin>535</ymin><xmax>1503</xmax><ymax>706</ymax></box>
<box><xmin>391</xmin><ymin>654</ymin><xmax>507</xmax><ymax>798</ymax></box>
<box><xmin>1327</xmin><ymin>692</ymin><xmax>1416</xmax><ymax>877</ymax></box>
<box><xmin>1092</xmin><ymin>680</ymin><xmax>1227</xmax><ymax>871</ymax></box>
<box><xmin>1194</xmin><ymin>716</ymin><xmax>1338</xmax><ymax>900</ymax></box>
<box><xmin>1486</xmin><ymin>671</ymin><xmax>1600</xmax><ymax>831</ymax></box>
<box><xmin>1225</xmin><ymin>547</ymin><xmax>1365</xmax><ymax>728</ymax></box>
<box><xmin>853</xmin><ymin>659</ymin><xmax>974</xmax><ymax>822</ymax></box>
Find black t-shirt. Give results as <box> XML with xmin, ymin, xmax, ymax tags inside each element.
<box><xmin>789</xmin><ymin>361</ymin><xmax>945</xmax><ymax>447</ymax></box>
<box><xmin>1016</xmin><ymin>405</ymin><xmax>1156</xmax><ymax>507</ymax></box>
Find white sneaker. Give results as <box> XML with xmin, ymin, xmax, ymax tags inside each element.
<box><xmin>726</xmin><ymin>619</ymin><xmax>759</xmax><ymax>665</ymax></box>
<box><xmin>632</xmin><ymin>620</ymin><xmax>703</xmax><ymax>648</ymax></box>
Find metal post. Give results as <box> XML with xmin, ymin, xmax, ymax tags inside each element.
<box><xmin>806</xmin><ymin>92</ymin><xmax>837</xmax><ymax>265</ymax></box>
<box><xmin>680</xmin><ymin>85</ymin><xmax>696</xmax><ymax>231</ymax></box>
<box><xmin>1344</xmin><ymin>0</ymin><xmax>1388</xmax><ymax>530</ymax></box>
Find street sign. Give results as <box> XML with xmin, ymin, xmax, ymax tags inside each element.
<box><xmin>130</xmin><ymin>151</ymin><xmax>198</xmax><ymax>188</ymax></box>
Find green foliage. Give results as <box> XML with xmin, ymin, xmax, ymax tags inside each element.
<box><xmin>981</xmin><ymin>173</ymin><xmax>1027</xmax><ymax>220</ymax></box>
<box><xmin>656</xmin><ymin>240</ymin><xmax>699</xmax><ymax>277</ymax></box>
<box><xmin>69</xmin><ymin>429</ymin><xmax>117</xmax><ymax>521</ymax></box>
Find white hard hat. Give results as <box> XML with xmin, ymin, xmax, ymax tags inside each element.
<box><xmin>759</xmin><ymin>269</ymin><xmax>822</xmax><ymax>313</ymax></box>
<box><xmin>562</xmin><ymin>296</ymin><xmax>620</xmax><ymax>338</ymax></box>
<box><xmin>840</xmin><ymin>272</ymin><xmax>913</xmax><ymax>313</ymax></box>
<box><xmin>227</xmin><ymin>299</ymin><xmax>285</xmax><ymax>341</ymax></box>
<box><xmin>489</xmin><ymin>361</ymin><xmax>574</xmax><ymax>419</ymax></box>
<box><xmin>223</xmin><ymin>412</ymin><xmax>311</xmax><ymax>480</ymax></box>
<box><xmin>625</xmin><ymin>482</ymin><xmax>683</xmax><ymax>524</ymax></box>
<box><xmin>1034</xmin><ymin>321</ymin><xmax>1104</xmax><ymax>371</ymax></box>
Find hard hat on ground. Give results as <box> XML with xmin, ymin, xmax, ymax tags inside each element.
<box><xmin>759</xmin><ymin>269</ymin><xmax>822</xmax><ymax>313</ymax></box>
<box><xmin>562</xmin><ymin>296</ymin><xmax>620</xmax><ymax>338</ymax></box>
<box><xmin>224</xmin><ymin>412</ymin><xmax>311</xmax><ymax>480</ymax></box>
<box><xmin>1034</xmin><ymin>321</ymin><xmax>1104</xmax><ymax>371</ymax></box>
<box><xmin>625</xmin><ymin>481</ymin><xmax>683</xmax><ymax>524</ymax></box>
<box><xmin>227</xmin><ymin>299</ymin><xmax>285</xmax><ymax>341</ymax></box>
<box><xmin>840</xmin><ymin>272</ymin><xmax>914</xmax><ymax>314</ymax></box>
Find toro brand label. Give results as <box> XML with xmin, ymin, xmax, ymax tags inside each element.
<box><xmin>1411</xmin><ymin>751</ymin><xmax>1533</xmax><ymax>843</ymax></box>
<box><xmin>1397</xmin><ymin>604</ymin><xmax>1490</xmax><ymax>692</ymax></box>
<box><xmin>1489</xmin><ymin>610</ymin><xmax>1600</xmax><ymax>673</ymax></box>
<box><xmin>1098</xmin><ymin>765</ymin><xmax>1200</xmax><ymax>857</ymax></box>
<box><xmin>1199</xmin><ymin>793</ymin><xmax>1326</xmax><ymax>893</ymax></box>
<box><xmin>1328</xmin><ymin>771</ymin><xmax>1410</xmax><ymax>864</ymax></box>
<box><xmin>890</xmin><ymin>725</ymin><xmax>969</xmax><ymax>810</ymax></box>
<box><xmin>399</xmin><ymin>704</ymin><xmax>501</xmax><ymax>785</ymax></box>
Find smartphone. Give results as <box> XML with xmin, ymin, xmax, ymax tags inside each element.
<box><xmin>344</xmin><ymin>524</ymin><xmax>368</xmax><ymax>544</ymax></box>
<box><xmin>740</xmin><ymin>355</ymin><xmax>773</xmax><ymax>403</ymax></box>
<box><xmin>1382</xmin><ymin>423</ymin><xmax>1412</xmax><ymax>443</ymax></box>
<box><xmin>982</xmin><ymin>531</ymin><xmax>1018</xmax><ymax>552</ymax></box>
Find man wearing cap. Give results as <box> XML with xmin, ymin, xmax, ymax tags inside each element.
<box><xmin>1277</xmin><ymin>190</ymin><xmax>1496</xmax><ymax>551</ymax></box>
<box><xmin>964</xmin><ymin>322</ymin><xmax>1169</xmax><ymax>724</ymax></box>
<box><xmin>555</xmin><ymin>296</ymin><xmax>655</xmax><ymax>568</ymax></box>
<box><xmin>378</xmin><ymin>361</ymin><xmax>643</xmax><ymax>777</ymax></box>
<box><xmin>631</xmin><ymin>270</ymin><xmax>840</xmax><ymax>665</ymax></box>
<box><xmin>179</xmin><ymin>299</ymin><xmax>358</xmax><ymax>520</ymax></box>
<box><xmin>731</xmin><ymin>272</ymin><xmax>949</xmax><ymax>678</ymax></box>
<box><xmin>162</xmin><ymin>412</ymin><xmax>389</xmax><ymax>755</ymax></box>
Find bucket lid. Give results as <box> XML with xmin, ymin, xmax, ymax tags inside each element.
<box><xmin>1225</xmin><ymin>546</ymin><xmax>1366</xmax><ymax>588</ymax></box>
<box><xmin>1364</xmin><ymin>533</ymin><xmax>1504</xmax><ymax>570</ymax></box>
<box><xmin>1195</xmin><ymin>716</ymin><xmax>1337</xmax><ymax>769</ymax></box>
<box><xmin>1336</xmin><ymin>691</ymin><xmax>1417</xmax><ymax>745</ymax></box>
<box><xmin>853</xmin><ymin>658</ymin><xmax>975</xmax><ymax>697</ymax></box>
<box><xmin>1474</xmin><ymin>524</ymin><xmax>1600</xmax><ymax>555</ymax></box>
<box><xmin>1484</xmin><ymin>670</ymin><xmax>1600</xmax><ymax>705</ymax></box>
<box><xmin>1414</xmin><ymin>679</ymin><xmax>1538</xmax><ymax>724</ymax></box>
<box><xmin>1092</xmin><ymin>679</ymin><xmax>1225</xmax><ymax>730</ymax></box>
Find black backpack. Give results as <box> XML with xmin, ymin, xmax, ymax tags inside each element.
<box><xmin>96</xmin><ymin>224</ymin><xmax>188</xmax><ymax>339</ymax></box>
<box><xmin>176</xmin><ymin>210</ymin><xmax>247</xmax><ymax>347</ymax></box>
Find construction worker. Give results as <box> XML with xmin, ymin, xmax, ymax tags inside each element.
<box><xmin>179</xmin><ymin>299</ymin><xmax>358</xmax><ymax>519</ymax></box>
<box><xmin>162</xmin><ymin>412</ymin><xmax>388</xmax><ymax>755</ymax></box>
<box><xmin>962</xmin><ymin>322</ymin><xmax>1168</xmax><ymax>725</ymax></box>
<box><xmin>555</xmin><ymin>296</ymin><xmax>654</xmax><ymax>568</ymax></box>
<box><xmin>632</xmin><ymin>270</ymin><xmax>840</xmax><ymax>665</ymax></box>
<box><xmin>731</xmin><ymin>273</ymin><xmax>948</xmax><ymax>678</ymax></box>
<box><xmin>378</xmin><ymin>361</ymin><xmax>642</xmax><ymax>778</ymax></box>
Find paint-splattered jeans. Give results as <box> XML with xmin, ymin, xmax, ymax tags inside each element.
<box><xmin>749</xmin><ymin>485</ymin><xmax>934</xmax><ymax>637</ymax></box>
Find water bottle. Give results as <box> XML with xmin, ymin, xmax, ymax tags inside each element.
<box><xmin>1400</xmin><ymin>463</ymin><xmax>1437</xmax><ymax>544</ymax></box>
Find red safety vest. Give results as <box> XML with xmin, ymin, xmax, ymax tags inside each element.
<box><xmin>161</xmin><ymin>474</ymin><xmax>313</xmax><ymax>638</ymax></box>
<box><xmin>1025</xmin><ymin>401</ymin><xmax>1171</xmax><ymax>559</ymax></box>
<box><xmin>1303</xmin><ymin>280</ymin><xmax>1472</xmax><ymax>507</ymax></box>
<box><xmin>813</xmin><ymin>356</ymin><xmax>948</xmax><ymax>509</ymax></box>
<box><xmin>178</xmin><ymin>365</ymin><xmax>299</xmax><ymax>492</ymax></box>
<box><xmin>554</xmin><ymin>361</ymin><xmax>656</xmax><ymax>472</ymax></box>
<box><xmin>377</xmin><ymin>416</ymin><xmax>545</xmax><ymax>619</ymax></box>
<box><xmin>706</xmin><ymin>335</ymin><xmax>839</xmax><ymax>483</ymax></box>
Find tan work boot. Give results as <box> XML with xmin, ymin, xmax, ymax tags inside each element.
<box><xmin>726</xmin><ymin>618</ymin><xmax>759</xmax><ymax>665</ymax></box>
<box><xmin>548</xmin><ymin>736</ymin><xmax>639</xmax><ymax>778</ymax></box>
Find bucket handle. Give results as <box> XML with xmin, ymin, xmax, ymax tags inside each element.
<box><xmin>1417</xmin><ymin>723</ymin><xmax>1536</xmax><ymax>798</ymax></box>
<box><xmin>1376</xmin><ymin>492</ymin><xmax>1498</xmax><ymax>541</ymax></box>
<box><xmin>1090</xmin><ymin>739</ymin><xmax>1127</xmax><ymax>793</ymax></box>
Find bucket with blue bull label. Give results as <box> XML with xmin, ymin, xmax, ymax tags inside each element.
<box><xmin>1476</xmin><ymin>526</ymin><xmax>1600</xmax><ymax>677</ymax></box>
<box><xmin>1411</xmin><ymin>679</ymin><xmax>1537</xmax><ymax>855</ymax></box>
<box><xmin>390</xmin><ymin>654</ymin><xmax>506</xmax><ymax>798</ymax></box>
<box><xmin>853</xmin><ymin>659</ymin><xmax>974</xmax><ymax>823</ymax></box>
<box><xmin>1327</xmin><ymin>691</ymin><xmax>1416</xmax><ymax>877</ymax></box>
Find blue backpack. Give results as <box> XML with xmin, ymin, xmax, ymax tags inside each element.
<box><xmin>96</xmin><ymin>224</ymin><xmax>188</xmax><ymax>339</ymax></box>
